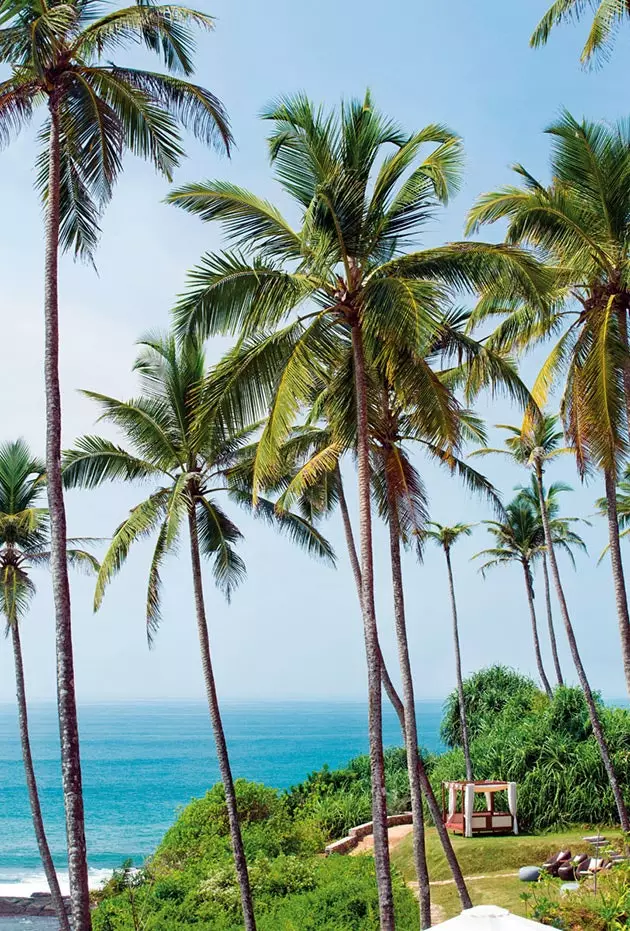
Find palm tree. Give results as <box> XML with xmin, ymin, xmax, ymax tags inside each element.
<box><xmin>471</xmin><ymin>419</ymin><xmax>629</xmax><ymax>829</ymax></box>
<box><xmin>517</xmin><ymin>476</ymin><xmax>588</xmax><ymax>686</ymax></box>
<box><xmin>467</xmin><ymin>114</ymin><xmax>630</xmax><ymax>698</ymax></box>
<box><xmin>531</xmin><ymin>0</ymin><xmax>630</xmax><ymax>64</ymax></box>
<box><xmin>240</xmin><ymin>422</ymin><xmax>474</xmax><ymax>917</ymax></box>
<box><xmin>425</xmin><ymin>523</ymin><xmax>475</xmax><ymax>780</ymax></box>
<box><xmin>167</xmin><ymin>93</ymin><xmax>550</xmax><ymax>928</ymax></box>
<box><xmin>596</xmin><ymin>464</ymin><xmax>630</xmax><ymax>553</ymax></box>
<box><xmin>0</xmin><ymin>440</ymin><xmax>99</xmax><ymax>931</ymax></box>
<box><xmin>0</xmin><ymin>7</ymin><xmax>231</xmax><ymax>927</ymax></box>
<box><xmin>63</xmin><ymin>334</ymin><xmax>332</xmax><ymax>931</ymax></box>
<box><xmin>474</xmin><ymin>498</ymin><xmax>553</xmax><ymax>698</ymax></box>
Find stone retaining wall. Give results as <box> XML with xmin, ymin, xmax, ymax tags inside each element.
<box><xmin>324</xmin><ymin>811</ymin><xmax>413</xmax><ymax>856</ymax></box>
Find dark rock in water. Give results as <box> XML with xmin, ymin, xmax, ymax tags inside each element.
<box><xmin>0</xmin><ymin>895</ymin><xmax>70</xmax><ymax>918</ymax></box>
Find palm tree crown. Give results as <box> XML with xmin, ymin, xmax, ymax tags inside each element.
<box><xmin>62</xmin><ymin>333</ymin><xmax>333</xmax><ymax>636</ymax></box>
<box><xmin>531</xmin><ymin>0</ymin><xmax>630</xmax><ymax>65</ymax></box>
<box><xmin>167</xmin><ymin>91</ymin><xmax>550</xmax><ymax>491</ymax></box>
<box><xmin>0</xmin><ymin>439</ymin><xmax>97</xmax><ymax>622</ymax></box>
<box><xmin>425</xmin><ymin>522</ymin><xmax>474</xmax><ymax>552</ymax></box>
<box><xmin>0</xmin><ymin>0</ymin><xmax>231</xmax><ymax>259</ymax></box>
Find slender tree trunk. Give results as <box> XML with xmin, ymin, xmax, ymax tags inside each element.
<box><xmin>521</xmin><ymin>560</ymin><xmax>553</xmax><ymax>699</ymax></box>
<box><xmin>45</xmin><ymin>96</ymin><xmax>92</xmax><ymax>931</ymax></box>
<box><xmin>604</xmin><ymin>468</ymin><xmax>630</xmax><ymax>695</ymax></box>
<box><xmin>187</xmin><ymin>504</ymin><xmax>257</xmax><ymax>931</ymax></box>
<box><xmin>535</xmin><ymin>462</ymin><xmax>629</xmax><ymax>829</ymax></box>
<box><xmin>541</xmin><ymin>553</ymin><xmax>563</xmax><ymax>686</ymax></box>
<box><xmin>351</xmin><ymin>324</ymin><xmax>396</xmax><ymax>931</ymax></box>
<box><xmin>444</xmin><ymin>549</ymin><xmax>473</xmax><ymax>781</ymax></box>
<box><xmin>12</xmin><ymin>623</ymin><xmax>71</xmax><ymax>931</ymax></box>
<box><xmin>337</xmin><ymin>466</ymin><xmax>472</xmax><ymax>910</ymax></box>
<box><xmin>385</xmin><ymin>468</ymin><xmax>431</xmax><ymax>929</ymax></box>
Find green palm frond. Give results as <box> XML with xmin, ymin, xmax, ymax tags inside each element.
<box><xmin>94</xmin><ymin>490</ymin><xmax>169</xmax><ymax>611</ymax></box>
<box><xmin>195</xmin><ymin>496</ymin><xmax>245</xmax><ymax>601</ymax></box>
<box><xmin>166</xmin><ymin>180</ymin><xmax>301</xmax><ymax>257</ymax></box>
<box><xmin>0</xmin><ymin>563</ymin><xmax>35</xmax><ymax>629</ymax></box>
<box><xmin>172</xmin><ymin>252</ymin><xmax>322</xmax><ymax>341</ymax></box>
<box><xmin>62</xmin><ymin>436</ymin><xmax>159</xmax><ymax>488</ymax></box>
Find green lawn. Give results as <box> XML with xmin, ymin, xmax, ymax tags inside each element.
<box><xmin>391</xmin><ymin>826</ymin><xmax>621</xmax><ymax>919</ymax></box>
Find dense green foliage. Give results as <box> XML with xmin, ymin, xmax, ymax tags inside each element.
<box><xmin>440</xmin><ymin>666</ymin><xmax>541</xmax><ymax>748</ymax></box>
<box><xmin>93</xmin><ymin>780</ymin><xmax>416</xmax><ymax>931</ymax></box>
<box><xmin>93</xmin><ymin>669</ymin><xmax>630</xmax><ymax>929</ymax></box>
<box><xmin>525</xmin><ymin>864</ymin><xmax>630</xmax><ymax>930</ymax></box>
<box><xmin>435</xmin><ymin>673</ymin><xmax>630</xmax><ymax>831</ymax></box>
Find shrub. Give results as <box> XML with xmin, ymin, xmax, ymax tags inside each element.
<box><xmin>440</xmin><ymin>665</ymin><xmax>541</xmax><ymax>748</ymax></box>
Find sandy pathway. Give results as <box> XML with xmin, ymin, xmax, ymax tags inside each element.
<box><xmin>350</xmin><ymin>823</ymin><xmax>415</xmax><ymax>854</ymax></box>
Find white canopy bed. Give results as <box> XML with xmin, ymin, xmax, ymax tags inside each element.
<box><xmin>441</xmin><ymin>781</ymin><xmax>518</xmax><ymax>837</ymax></box>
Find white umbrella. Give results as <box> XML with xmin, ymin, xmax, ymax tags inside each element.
<box><xmin>433</xmin><ymin>906</ymin><xmax>549</xmax><ymax>931</ymax></box>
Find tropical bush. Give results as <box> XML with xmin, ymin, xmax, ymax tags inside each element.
<box><xmin>433</xmin><ymin>678</ymin><xmax>630</xmax><ymax>831</ymax></box>
<box><xmin>523</xmin><ymin>863</ymin><xmax>630</xmax><ymax>930</ymax></box>
<box><xmin>440</xmin><ymin>666</ymin><xmax>542</xmax><ymax>748</ymax></box>
<box><xmin>93</xmin><ymin>780</ymin><xmax>416</xmax><ymax>931</ymax></box>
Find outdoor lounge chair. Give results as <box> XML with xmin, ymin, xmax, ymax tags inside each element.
<box><xmin>557</xmin><ymin>853</ymin><xmax>588</xmax><ymax>881</ymax></box>
<box><xmin>542</xmin><ymin>850</ymin><xmax>572</xmax><ymax>876</ymax></box>
<box><xmin>576</xmin><ymin>857</ymin><xmax>612</xmax><ymax>878</ymax></box>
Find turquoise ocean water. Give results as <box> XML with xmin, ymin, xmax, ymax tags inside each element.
<box><xmin>0</xmin><ymin>699</ymin><xmax>444</xmax><ymax>922</ymax></box>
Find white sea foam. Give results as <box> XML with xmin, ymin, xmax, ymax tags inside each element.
<box><xmin>0</xmin><ymin>868</ymin><xmax>112</xmax><ymax>898</ymax></box>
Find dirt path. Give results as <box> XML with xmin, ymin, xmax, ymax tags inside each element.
<box><xmin>350</xmin><ymin>824</ymin><xmax>415</xmax><ymax>855</ymax></box>
<box><xmin>428</xmin><ymin>872</ymin><xmax>517</xmax><ymax>886</ymax></box>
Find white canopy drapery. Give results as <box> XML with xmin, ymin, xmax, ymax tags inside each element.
<box><xmin>448</xmin><ymin>783</ymin><xmax>457</xmax><ymax>818</ymax></box>
<box><xmin>464</xmin><ymin>783</ymin><xmax>475</xmax><ymax>837</ymax></box>
<box><xmin>507</xmin><ymin>782</ymin><xmax>518</xmax><ymax>834</ymax></box>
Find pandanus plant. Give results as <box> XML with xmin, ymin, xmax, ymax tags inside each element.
<box><xmin>0</xmin><ymin>3</ymin><xmax>230</xmax><ymax>924</ymax></box>
<box><xmin>0</xmin><ymin>440</ymin><xmax>99</xmax><ymax>931</ymax></box>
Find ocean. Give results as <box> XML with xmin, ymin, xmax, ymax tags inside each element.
<box><xmin>0</xmin><ymin>699</ymin><xmax>445</xmax><ymax>927</ymax></box>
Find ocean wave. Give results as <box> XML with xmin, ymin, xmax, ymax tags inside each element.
<box><xmin>0</xmin><ymin>868</ymin><xmax>111</xmax><ymax>897</ymax></box>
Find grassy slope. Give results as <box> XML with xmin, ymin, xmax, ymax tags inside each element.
<box><xmin>391</xmin><ymin>826</ymin><xmax>620</xmax><ymax>919</ymax></box>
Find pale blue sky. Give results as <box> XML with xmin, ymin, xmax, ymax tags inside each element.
<box><xmin>0</xmin><ymin>0</ymin><xmax>628</xmax><ymax>702</ymax></box>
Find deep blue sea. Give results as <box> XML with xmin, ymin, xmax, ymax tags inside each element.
<box><xmin>0</xmin><ymin>699</ymin><xmax>444</xmax><ymax>926</ymax></box>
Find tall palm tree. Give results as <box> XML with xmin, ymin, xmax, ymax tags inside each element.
<box><xmin>467</xmin><ymin>114</ymin><xmax>630</xmax><ymax>698</ymax></box>
<box><xmin>471</xmin><ymin>419</ymin><xmax>629</xmax><ymax>829</ymax></box>
<box><xmin>517</xmin><ymin>476</ymin><xmax>588</xmax><ymax>686</ymax></box>
<box><xmin>425</xmin><ymin>523</ymin><xmax>475</xmax><ymax>780</ymax></box>
<box><xmin>474</xmin><ymin>498</ymin><xmax>553</xmax><ymax>698</ymax></box>
<box><xmin>0</xmin><ymin>7</ymin><xmax>230</xmax><ymax>927</ymax></box>
<box><xmin>531</xmin><ymin>0</ymin><xmax>630</xmax><ymax>64</ymax></box>
<box><xmin>0</xmin><ymin>440</ymin><xmax>99</xmax><ymax>931</ymax></box>
<box><xmin>239</xmin><ymin>423</ymin><xmax>474</xmax><ymax>916</ymax></box>
<box><xmin>167</xmin><ymin>93</ymin><xmax>550</xmax><ymax>929</ymax></box>
<box><xmin>63</xmin><ymin>334</ymin><xmax>332</xmax><ymax>931</ymax></box>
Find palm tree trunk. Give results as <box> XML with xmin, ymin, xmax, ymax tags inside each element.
<box><xmin>444</xmin><ymin>549</ymin><xmax>473</xmax><ymax>782</ymax></box>
<box><xmin>535</xmin><ymin>462</ymin><xmax>629</xmax><ymax>829</ymax></box>
<box><xmin>45</xmin><ymin>95</ymin><xmax>92</xmax><ymax>931</ymax></box>
<box><xmin>384</xmin><ymin>468</ymin><xmax>431</xmax><ymax>929</ymax></box>
<box><xmin>604</xmin><ymin>468</ymin><xmax>630</xmax><ymax>695</ymax></box>
<box><xmin>337</xmin><ymin>466</ymin><xmax>471</xmax><ymax>911</ymax></box>
<box><xmin>187</xmin><ymin>504</ymin><xmax>257</xmax><ymax>931</ymax></box>
<box><xmin>521</xmin><ymin>560</ymin><xmax>553</xmax><ymax>699</ymax></box>
<box><xmin>541</xmin><ymin>553</ymin><xmax>563</xmax><ymax>686</ymax></box>
<box><xmin>351</xmin><ymin>324</ymin><xmax>396</xmax><ymax>931</ymax></box>
<box><xmin>12</xmin><ymin>623</ymin><xmax>71</xmax><ymax>931</ymax></box>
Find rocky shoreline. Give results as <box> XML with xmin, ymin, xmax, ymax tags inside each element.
<box><xmin>0</xmin><ymin>893</ymin><xmax>69</xmax><ymax>918</ymax></box>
